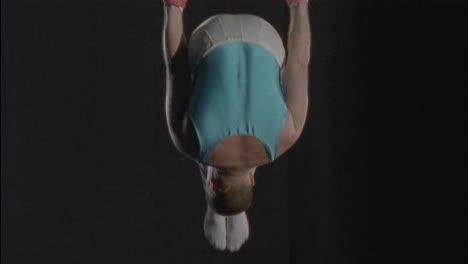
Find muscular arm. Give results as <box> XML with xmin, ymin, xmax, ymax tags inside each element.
<box><xmin>281</xmin><ymin>0</ymin><xmax>311</xmax><ymax>143</ymax></box>
<box><xmin>162</xmin><ymin>2</ymin><xmax>197</xmax><ymax>158</ymax></box>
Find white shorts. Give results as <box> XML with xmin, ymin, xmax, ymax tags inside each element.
<box><xmin>188</xmin><ymin>14</ymin><xmax>286</xmax><ymax>72</ymax></box>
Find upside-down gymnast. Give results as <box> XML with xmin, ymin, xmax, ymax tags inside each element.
<box><xmin>162</xmin><ymin>0</ymin><xmax>311</xmax><ymax>251</ymax></box>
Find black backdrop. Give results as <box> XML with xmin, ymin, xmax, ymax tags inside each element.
<box><xmin>2</xmin><ymin>0</ymin><xmax>467</xmax><ymax>263</ymax></box>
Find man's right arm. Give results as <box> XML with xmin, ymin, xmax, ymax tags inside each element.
<box><xmin>162</xmin><ymin>1</ymin><xmax>198</xmax><ymax>160</ymax></box>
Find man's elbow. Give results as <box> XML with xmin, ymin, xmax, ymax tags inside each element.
<box><xmin>290</xmin><ymin>113</ymin><xmax>308</xmax><ymax>144</ymax></box>
<box><xmin>286</xmin><ymin>57</ymin><xmax>310</xmax><ymax>72</ymax></box>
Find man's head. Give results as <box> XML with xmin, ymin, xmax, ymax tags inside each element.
<box><xmin>201</xmin><ymin>166</ymin><xmax>256</xmax><ymax>216</ymax></box>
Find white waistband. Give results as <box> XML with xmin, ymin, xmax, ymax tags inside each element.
<box><xmin>188</xmin><ymin>14</ymin><xmax>286</xmax><ymax>71</ymax></box>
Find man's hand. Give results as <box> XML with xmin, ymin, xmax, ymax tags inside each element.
<box><xmin>286</xmin><ymin>0</ymin><xmax>308</xmax><ymax>7</ymax></box>
<box><xmin>165</xmin><ymin>0</ymin><xmax>187</xmax><ymax>9</ymax></box>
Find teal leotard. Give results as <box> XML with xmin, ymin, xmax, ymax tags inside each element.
<box><xmin>188</xmin><ymin>41</ymin><xmax>288</xmax><ymax>164</ymax></box>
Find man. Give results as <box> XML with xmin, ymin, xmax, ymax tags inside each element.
<box><xmin>162</xmin><ymin>0</ymin><xmax>311</xmax><ymax>251</ymax></box>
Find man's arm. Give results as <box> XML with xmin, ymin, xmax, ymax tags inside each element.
<box><xmin>162</xmin><ymin>1</ymin><xmax>197</xmax><ymax>158</ymax></box>
<box><xmin>281</xmin><ymin>0</ymin><xmax>311</xmax><ymax>143</ymax></box>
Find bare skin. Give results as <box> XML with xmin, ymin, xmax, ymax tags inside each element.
<box><xmin>162</xmin><ymin>1</ymin><xmax>311</xmax><ymax>175</ymax></box>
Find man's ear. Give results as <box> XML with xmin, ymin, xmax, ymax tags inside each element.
<box><xmin>209</xmin><ymin>175</ymin><xmax>217</xmax><ymax>193</ymax></box>
<box><xmin>249</xmin><ymin>171</ymin><xmax>255</xmax><ymax>187</ymax></box>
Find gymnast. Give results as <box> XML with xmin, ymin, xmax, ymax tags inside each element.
<box><xmin>162</xmin><ymin>0</ymin><xmax>311</xmax><ymax>251</ymax></box>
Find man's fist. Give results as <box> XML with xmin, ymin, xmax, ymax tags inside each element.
<box><xmin>286</xmin><ymin>0</ymin><xmax>307</xmax><ymax>7</ymax></box>
<box><xmin>165</xmin><ymin>0</ymin><xmax>187</xmax><ymax>8</ymax></box>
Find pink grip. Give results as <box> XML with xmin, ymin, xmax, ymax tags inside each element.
<box><xmin>286</xmin><ymin>0</ymin><xmax>307</xmax><ymax>7</ymax></box>
<box><xmin>165</xmin><ymin>0</ymin><xmax>187</xmax><ymax>8</ymax></box>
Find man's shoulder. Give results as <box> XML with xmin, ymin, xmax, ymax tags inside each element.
<box><xmin>277</xmin><ymin>110</ymin><xmax>300</xmax><ymax>157</ymax></box>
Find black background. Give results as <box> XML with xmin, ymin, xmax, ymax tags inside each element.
<box><xmin>2</xmin><ymin>0</ymin><xmax>466</xmax><ymax>263</ymax></box>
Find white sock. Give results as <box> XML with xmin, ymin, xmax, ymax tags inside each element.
<box><xmin>203</xmin><ymin>206</ymin><xmax>227</xmax><ymax>250</ymax></box>
<box><xmin>225</xmin><ymin>212</ymin><xmax>250</xmax><ymax>252</ymax></box>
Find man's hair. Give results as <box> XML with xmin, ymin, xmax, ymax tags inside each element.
<box><xmin>206</xmin><ymin>176</ymin><xmax>253</xmax><ymax>216</ymax></box>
